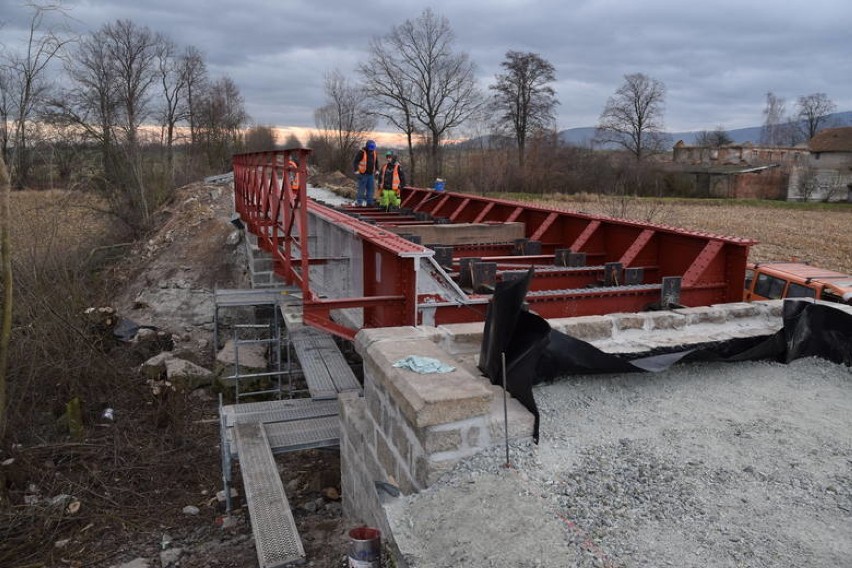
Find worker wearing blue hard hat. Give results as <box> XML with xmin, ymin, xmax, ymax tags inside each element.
<box><xmin>353</xmin><ymin>140</ymin><xmax>379</xmax><ymax>206</ymax></box>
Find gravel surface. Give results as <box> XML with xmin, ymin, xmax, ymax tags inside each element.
<box><xmin>387</xmin><ymin>358</ymin><xmax>852</xmax><ymax>567</ymax></box>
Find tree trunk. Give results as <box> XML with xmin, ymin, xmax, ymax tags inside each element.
<box><xmin>0</xmin><ymin>155</ymin><xmax>12</xmax><ymax>445</ymax></box>
<box><xmin>406</xmin><ymin>130</ymin><xmax>416</xmax><ymax>184</ymax></box>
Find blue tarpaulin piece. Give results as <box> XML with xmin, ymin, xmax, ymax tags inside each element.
<box><xmin>392</xmin><ymin>356</ymin><xmax>456</xmax><ymax>374</ymax></box>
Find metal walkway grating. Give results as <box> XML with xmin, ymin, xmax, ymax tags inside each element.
<box><xmin>265</xmin><ymin>415</ymin><xmax>340</xmax><ymax>455</ymax></box>
<box><xmin>289</xmin><ymin>327</ymin><xmax>362</xmax><ymax>400</ymax></box>
<box><xmin>222</xmin><ymin>398</ymin><xmax>339</xmax><ymax>428</ymax></box>
<box><xmin>234</xmin><ymin>422</ymin><xmax>305</xmax><ymax>568</ymax></box>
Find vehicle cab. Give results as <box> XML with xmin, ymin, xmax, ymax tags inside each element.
<box><xmin>744</xmin><ymin>262</ymin><xmax>852</xmax><ymax>305</ymax></box>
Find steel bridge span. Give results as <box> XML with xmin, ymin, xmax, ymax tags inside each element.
<box><xmin>233</xmin><ymin>149</ymin><xmax>756</xmax><ymax>340</ymax></box>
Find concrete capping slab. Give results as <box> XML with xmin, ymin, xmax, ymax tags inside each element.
<box><xmin>435</xmin><ymin>322</ymin><xmax>486</xmax><ymax>355</ymax></box>
<box><xmin>354</xmin><ymin>326</ymin><xmax>444</xmax><ymax>356</ymax></box>
<box><xmin>361</xmin><ymin>336</ymin><xmax>492</xmax><ymax>429</ymax></box>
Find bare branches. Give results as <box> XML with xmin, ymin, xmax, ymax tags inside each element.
<box><xmin>597</xmin><ymin>73</ymin><xmax>668</xmax><ymax>161</ymax></box>
<box><xmin>1</xmin><ymin>1</ymin><xmax>74</xmax><ymax>188</ymax></box>
<box><xmin>489</xmin><ymin>51</ymin><xmax>559</xmax><ymax>168</ymax></box>
<box><xmin>366</xmin><ymin>8</ymin><xmax>481</xmax><ymax>179</ymax></box>
<box><xmin>796</xmin><ymin>93</ymin><xmax>836</xmax><ymax>140</ymax></box>
<box><xmin>314</xmin><ymin>70</ymin><xmax>375</xmax><ymax>173</ymax></box>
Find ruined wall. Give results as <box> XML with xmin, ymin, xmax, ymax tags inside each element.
<box><xmin>733</xmin><ymin>169</ymin><xmax>789</xmax><ymax>199</ymax></box>
<box><xmin>673</xmin><ymin>144</ymin><xmax>807</xmax><ymax>167</ymax></box>
<box><xmin>788</xmin><ymin>152</ymin><xmax>852</xmax><ymax>202</ymax></box>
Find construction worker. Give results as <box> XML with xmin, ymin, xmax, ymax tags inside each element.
<box><xmin>378</xmin><ymin>151</ymin><xmax>405</xmax><ymax>210</ymax></box>
<box><xmin>287</xmin><ymin>154</ymin><xmax>300</xmax><ymax>194</ymax></box>
<box><xmin>352</xmin><ymin>139</ymin><xmax>379</xmax><ymax>207</ymax></box>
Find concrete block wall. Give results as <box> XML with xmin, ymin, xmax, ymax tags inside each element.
<box><xmin>243</xmin><ymin>232</ymin><xmax>279</xmax><ymax>288</ymax></box>
<box><xmin>340</xmin><ymin>325</ymin><xmax>535</xmax><ymax>529</ymax></box>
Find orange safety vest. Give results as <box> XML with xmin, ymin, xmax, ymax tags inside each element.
<box><xmin>357</xmin><ymin>149</ymin><xmax>376</xmax><ymax>174</ymax></box>
<box><xmin>380</xmin><ymin>163</ymin><xmax>401</xmax><ymax>193</ymax></box>
<box><xmin>288</xmin><ymin>160</ymin><xmax>299</xmax><ymax>192</ymax></box>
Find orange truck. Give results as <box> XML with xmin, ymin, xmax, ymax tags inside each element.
<box><xmin>744</xmin><ymin>262</ymin><xmax>852</xmax><ymax>305</ymax></box>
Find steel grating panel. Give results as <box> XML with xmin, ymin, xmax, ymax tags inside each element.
<box><xmin>290</xmin><ymin>328</ymin><xmax>337</xmax><ymax>399</ymax></box>
<box><xmin>265</xmin><ymin>416</ymin><xmax>340</xmax><ymax>455</ymax></box>
<box><xmin>290</xmin><ymin>328</ymin><xmax>347</xmax><ymax>399</ymax></box>
<box><xmin>222</xmin><ymin>398</ymin><xmax>339</xmax><ymax>428</ymax></box>
<box><xmin>301</xmin><ymin>329</ymin><xmax>361</xmax><ymax>394</ymax></box>
<box><xmin>233</xmin><ymin>422</ymin><xmax>305</xmax><ymax>568</ymax></box>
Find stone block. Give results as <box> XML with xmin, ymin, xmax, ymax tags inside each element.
<box><xmin>611</xmin><ymin>313</ymin><xmax>645</xmax><ymax>331</ymax></box>
<box><xmin>376</xmin><ymin>433</ymin><xmax>398</xmax><ymax>481</ymax></box>
<box><xmin>392</xmin><ymin>423</ymin><xmax>412</xmax><ymax>466</ymax></box>
<box><xmin>550</xmin><ymin>316</ymin><xmax>614</xmax><ymax>340</ymax></box>
<box><xmin>216</xmin><ymin>339</ymin><xmax>267</xmax><ymax>369</ymax></box>
<box><xmin>643</xmin><ymin>311</ymin><xmax>687</xmax><ymax>330</ymax></box>
<box><xmin>362</xmin><ymin>337</ymin><xmax>492</xmax><ymax>429</ymax></box>
<box><xmin>164</xmin><ymin>358</ymin><xmax>213</xmax><ymax>389</ymax></box>
<box><xmin>416</xmin><ymin>426</ymin><xmax>462</xmax><ymax>454</ymax></box>
<box><xmin>672</xmin><ymin>305</ymin><xmax>727</xmax><ymax>324</ymax></box>
<box><xmin>485</xmin><ymin>385</ymin><xmax>535</xmax><ymax>442</ymax></box>
<box><xmin>713</xmin><ymin>301</ymin><xmax>759</xmax><ymax>319</ymax></box>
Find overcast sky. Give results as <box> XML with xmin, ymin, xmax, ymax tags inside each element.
<box><xmin>2</xmin><ymin>0</ymin><xmax>850</xmax><ymax>134</ymax></box>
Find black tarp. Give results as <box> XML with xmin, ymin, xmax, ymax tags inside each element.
<box><xmin>478</xmin><ymin>270</ymin><xmax>852</xmax><ymax>441</ymax></box>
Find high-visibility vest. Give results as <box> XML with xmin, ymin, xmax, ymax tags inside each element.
<box><xmin>288</xmin><ymin>160</ymin><xmax>299</xmax><ymax>192</ymax></box>
<box><xmin>380</xmin><ymin>163</ymin><xmax>401</xmax><ymax>193</ymax></box>
<box><xmin>357</xmin><ymin>149</ymin><xmax>376</xmax><ymax>174</ymax></box>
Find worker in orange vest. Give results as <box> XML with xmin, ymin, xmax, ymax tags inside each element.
<box><xmin>287</xmin><ymin>154</ymin><xmax>300</xmax><ymax>193</ymax></box>
<box><xmin>377</xmin><ymin>151</ymin><xmax>405</xmax><ymax>209</ymax></box>
<box><xmin>352</xmin><ymin>140</ymin><xmax>379</xmax><ymax>206</ymax></box>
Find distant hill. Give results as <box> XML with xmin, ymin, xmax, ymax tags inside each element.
<box><xmin>558</xmin><ymin>110</ymin><xmax>852</xmax><ymax>147</ymax></box>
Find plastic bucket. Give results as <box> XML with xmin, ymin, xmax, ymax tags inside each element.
<box><xmin>433</xmin><ymin>179</ymin><xmax>445</xmax><ymax>192</ymax></box>
<box><xmin>348</xmin><ymin>526</ymin><xmax>381</xmax><ymax>567</ymax></box>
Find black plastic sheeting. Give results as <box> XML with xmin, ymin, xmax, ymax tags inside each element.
<box><xmin>478</xmin><ymin>270</ymin><xmax>852</xmax><ymax>441</ymax></box>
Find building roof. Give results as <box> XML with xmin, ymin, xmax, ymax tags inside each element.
<box><xmin>809</xmin><ymin>127</ymin><xmax>852</xmax><ymax>153</ymax></box>
<box><xmin>671</xmin><ymin>164</ymin><xmax>778</xmax><ymax>175</ymax></box>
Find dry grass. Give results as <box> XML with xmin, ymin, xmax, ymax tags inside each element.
<box><xmin>8</xmin><ymin>189</ymin><xmax>121</xmax><ymax>264</ymax></box>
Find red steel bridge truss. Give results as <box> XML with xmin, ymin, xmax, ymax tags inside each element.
<box><xmin>233</xmin><ymin>149</ymin><xmax>756</xmax><ymax>340</ymax></box>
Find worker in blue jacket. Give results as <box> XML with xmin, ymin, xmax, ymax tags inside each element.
<box><xmin>352</xmin><ymin>140</ymin><xmax>379</xmax><ymax>206</ymax></box>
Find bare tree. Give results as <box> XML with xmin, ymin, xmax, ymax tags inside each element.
<box><xmin>2</xmin><ymin>2</ymin><xmax>72</xmax><ymax>188</ymax></box>
<box><xmin>489</xmin><ymin>51</ymin><xmax>559</xmax><ymax>169</ymax></box>
<box><xmin>57</xmin><ymin>25</ymin><xmax>120</xmax><ymax>185</ymax></box>
<box><xmin>760</xmin><ymin>91</ymin><xmax>789</xmax><ymax>146</ymax></box>
<box><xmin>281</xmin><ymin>132</ymin><xmax>302</xmax><ymax>149</ymax></box>
<box><xmin>695</xmin><ymin>126</ymin><xmax>733</xmax><ymax>147</ymax></box>
<box><xmin>53</xmin><ymin>20</ymin><xmax>165</xmax><ymax>230</ymax></box>
<box><xmin>796</xmin><ymin>92</ymin><xmax>836</xmax><ymax>140</ymax></box>
<box><xmin>244</xmin><ymin>125</ymin><xmax>277</xmax><ymax>153</ymax></box>
<box><xmin>0</xmin><ymin>155</ymin><xmax>10</xmax><ymax>445</ymax></box>
<box><xmin>796</xmin><ymin>165</ymin><xmax>819</xmax><ymax>202</ymax></box>
<box><xmin>596</xmin><ymin>73</ymin><xmax>668</xmax><ymax>160</ymax></box>
<box><xmin>314</xmin><ymin>69</ymin><xmax>375</xmax><ymax>173</ymax></box>
<box><xmin>0</xmin><ymin>66</ymin><xmax>11</xmax><ymax>167</ymax></box>
<box><xmin>181</xmin><ymin>45</ymin><xmax>207</xmax><ymax>151</ymax></box>
<box><xmin>378</xmin><ymin>8</ymin><xmax>480</xmax><ymax>179</ymax></box>
<box><xmin>196</xmin><ymin>76</ymin><xmax>249</xmax><ymax>171</ymax></box>
<box><xmin>156</xmin><ymin>37</ymin><xmax>190</xmax><ymax>179</ymax></box>
<box><xmin>104</xmin><ymin>20</ymin><xmax>159</xmax><ymax>149</ymax></box>
<box><xmin>361</xmin><ymin>37</ymin><xmax>424</xmax><ymax>180</ymax></box>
